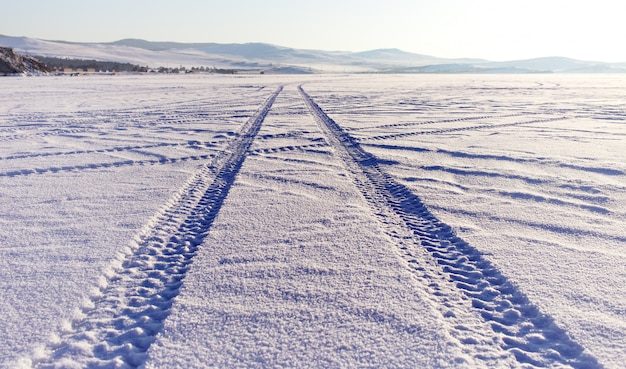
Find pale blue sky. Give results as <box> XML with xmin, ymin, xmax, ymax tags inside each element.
<box><xmin>3</xmin><ymin>0</ymin><xmax>625</xmax><ymax>62</ymax></box>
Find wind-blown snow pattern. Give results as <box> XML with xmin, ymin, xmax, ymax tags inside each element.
<box><xmin>1</xmin><ymin>74</ymin><xmax>624</xmax><ymax>368</ymax></box>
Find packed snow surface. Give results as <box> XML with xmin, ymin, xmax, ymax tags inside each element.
<box><xmin>0</xmin><ymin>74</ymin><xmax>624</xmax><ymax>368</ymax></box>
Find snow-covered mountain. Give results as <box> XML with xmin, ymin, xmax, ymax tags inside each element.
<box><xmin>1</xmin><ymin>34</ymin><xmax>624</xmax><ymax>73</ymax></box>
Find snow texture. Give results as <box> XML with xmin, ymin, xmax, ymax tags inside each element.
<box><xmin>1</xmin><ymin>74</ymin><xmax>624</xmax><ymax>368</ymax></box>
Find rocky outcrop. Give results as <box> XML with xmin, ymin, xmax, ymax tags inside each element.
<box><xmin>0</xmin><ymin>47</ymin><xmax>49</xmax><ymax>75</ymax></box>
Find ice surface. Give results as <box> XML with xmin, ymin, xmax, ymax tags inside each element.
<box><xmin>1</xmin><ymin>74</ymin><xmax>624</xmax><ymax>368</ymax></box>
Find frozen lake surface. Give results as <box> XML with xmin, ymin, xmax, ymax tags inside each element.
<box><xmin>1</xmin><ymin>74</ymin><xmax>624</xmax><ymax>368</ymax></box>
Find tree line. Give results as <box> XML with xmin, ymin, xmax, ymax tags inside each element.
<box><xmin>36</xmin><ymin>56</ymin><xmax>139</xmax><ymax>72</ymax></box>
<box><xmin>36</xmin><ymin>56</ymin><xmax>238</xmax><ymax>74</ymax></box>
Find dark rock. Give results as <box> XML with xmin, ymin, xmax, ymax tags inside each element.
<box><xmin>0</xmin><ymin>47</ymin><xmax>49</xmax><ymax>75</ymax></box>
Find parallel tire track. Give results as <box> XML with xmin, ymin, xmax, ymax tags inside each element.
<box><xmin>358</xmin><ymin>116</ymin><xmax>574</xmax><ymax>142</ymax></box>
<box><xmin>0</xmin><ymin>154</ymin><xmax>217</xmax><ymax>178</ymax></box>
<box><xmin>0</xmin><ymin>100</ymin><xmax>268</xmax><ymax>142</ymax></box>
<box><xmin>0</xmin><ymin>140</ymin><xmax>224</xmax><ymax>161</ymax></box>
<box><xmin>0</xmin><ymin>116</ymin><xmax>232</xmax><ymax>143</ymax></box>
<box><xmin>298</xmin><ymin>86</ymin><xmax>600</xmax><ymax>368</ymax></box>
<box><xmin>345</xmin><ymin>112</ymin><xmax>535</xmax><ymax>132</ymax></box>
<box><xmin>32</xmin><ymin>86</ymin><xmax>282</xmax><ymax>369</ymax></box>
<box><xmin>0</xmin><ymin>141</ymin><xmax>229</xmax><ymax>178</ymax></box>
<box><xmin>0</xmin><ymin>93</ymin><xmax>268</xmax><ymax>134</ymax></box>
<box><xmin>249</xmin><ymin>142</ymin><xmax>328</xmax><ymax>155</ymax></box>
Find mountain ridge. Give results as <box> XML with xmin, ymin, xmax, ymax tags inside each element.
<box><xmin>1</xmin><ymin>35</ymin><xmax>624</xmax><ymax>74</ymax></box>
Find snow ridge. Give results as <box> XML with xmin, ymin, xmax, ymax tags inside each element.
<box><xmin>30</xmin><ymin>86</ymin><xmax>283</xmax><ymax>369</ymax></box>
<box><xmin>298</xmin><ymin>85</ymin><xmax>601</xmax><ymax>368</ymax></box>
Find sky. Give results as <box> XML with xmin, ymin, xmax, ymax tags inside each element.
<box><xmin>2</xmin><ymin>0</ymin><xmax>625</xmax><ymax>62</ymax></box>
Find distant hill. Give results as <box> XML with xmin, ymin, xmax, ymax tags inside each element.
<box><xmin>0</xmin><ymin>46</ymin><xmax>48</xmax><ymax>75</ymax></box>
<box><xmin>1</xmin><ymin>35</ymin><xmax>625</xmax><ymax>74</ymax></box>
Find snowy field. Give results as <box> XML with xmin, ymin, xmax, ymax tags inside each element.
<box><xmin>0</xmin><ymin>74</ymin><xmax>624</xmax><ymax>368</ymax></box>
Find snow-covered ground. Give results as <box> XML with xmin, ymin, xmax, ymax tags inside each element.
<box><xmin>0</xmin><ymin>74</ymin><xmax>624</xmax><ymax>368</ymax></box>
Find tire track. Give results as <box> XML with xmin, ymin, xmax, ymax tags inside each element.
<box><xmin>249</xmin><ymin>142</ymin><xmax>328</xmax><ymax>155</ymax></box>
<box><xmin>32</xmin><ymin>86</ymin><xmax>282</xmax><ymax>369</ymax></box>
<box><xmin>0</xmin><ymin>113</ymin><xmax>210</xmax><ymax>133</ymax></box>
<box><xmin>298</xmin><ymin>85</ymin><xmax>601</xmax><ymax>368</ymax></box>
<box><xmin>358</xmin><ymin>116</ymin><xmax>575</xmax><ymax>142</ymax></box>
<box><xmin>0</xmin><ymin>127</ymin><xmax>103</xmax><ymax>142</ymax></box>
<box><xmin>0</xmin><ymin>154</ymin><xmax>219</xmax><ymax>178</ymax></box>
<box><xmin>0</xmin><ymin>115</ymin><xmax>238</xmax><ymax>143</ymax></box>
<box><xmin>0</xmin><ymin>99</ymin><xmax>269</xmax><ymax>141</ymax></box>
<box><xmin>345</xmin><ymin>112</ymin><xmax>535</xmax><ymax>132</ymax></box>
<box><xmin>364</xmin><ymin>143</ymin><xmax>625</xmax><ymax>177</ymax></box>
<box><xmin>0</xmin><ymin>92</ymin><xmax>269</xmax><ymax>133</ymax></box>
<box><xmin>0</xmin><ymin>140</ymin><xmax>224</xmax><ymax>161</ymax></box>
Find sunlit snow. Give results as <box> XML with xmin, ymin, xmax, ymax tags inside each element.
<box><xmin>0</xmin><ymin>74</ymin><xmax>624</xmax><ymax>368</ymax></box>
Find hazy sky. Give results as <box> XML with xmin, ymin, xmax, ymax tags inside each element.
<box><xmin>3</xmin><ymin>0</ymin><xmax>625</xmax><ymax>62</ymax></box>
